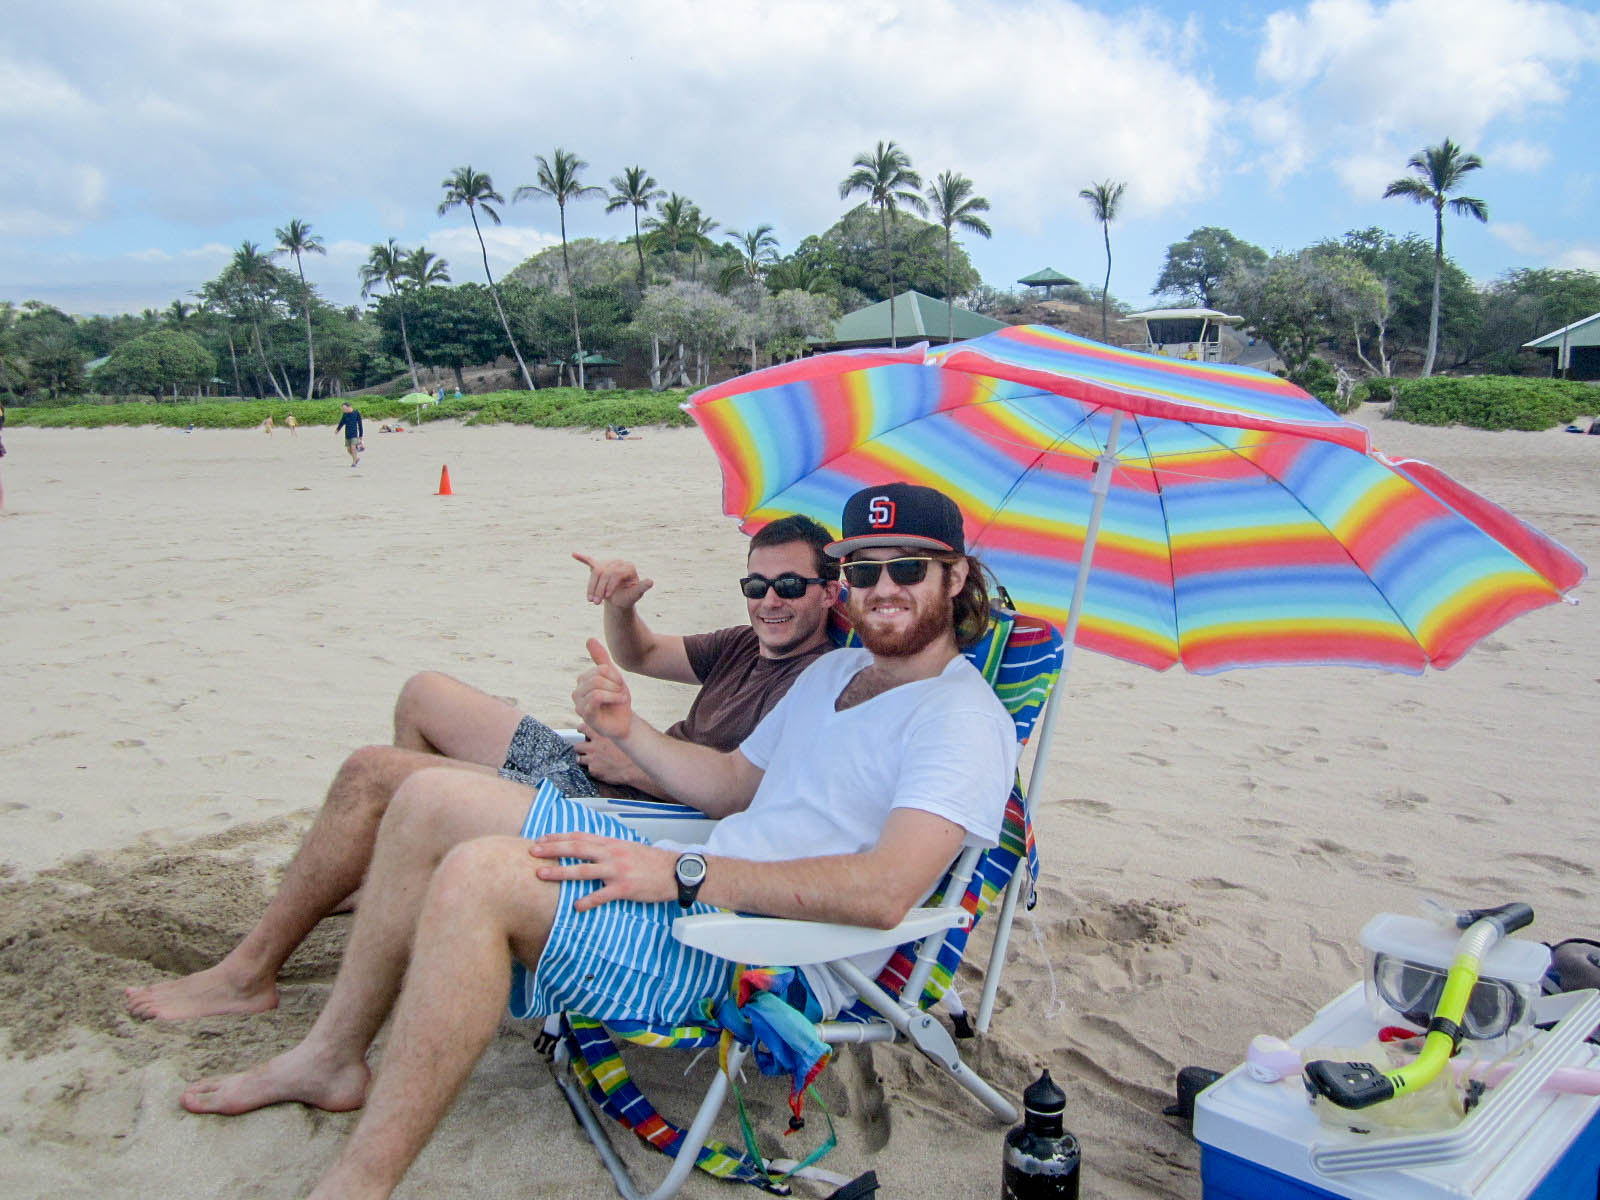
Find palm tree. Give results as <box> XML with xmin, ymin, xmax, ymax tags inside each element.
<box><xmin>1383</xmin><ymin>138</ymin><xmax>1488</xmax><ymax>377</ymax></box>
<box><xmin>516</xmin><ymin>149</ymin><xmax>603</xmax><ymax>388</ymax></box>
<box><xmin>839</xmin><ymin>141</ymin><xmax>927</xmax><ymax>347</ymax></box>
<box><xmin>606</xmin><ymin>166</ymin><xmax>665</xmax><ymax>290</ymax></box>
<box><xmin>1078</xmin><ymin>179</ymin><xmax>1126</xmax><ymax>343</ymax></box>
<box><xmin>720</xmin><ymin>224</ymin><xmax>780</xmax><ymax>289</ymax></box>
<box><xmin>359</xmin><ymin>239</ymin><xmax>420</xmax><ymax>390</ymax></box>
<box><xmin>438</xmin><ymin>165</ymin><xmax>535</xmax><ymax>390</ymax></box>
<box><xmin>925</xmin><ymin>172</ymin><xmax>992</xmax><ymax>343</ymax></box>
<box><xmin>231</xmin><ymin>241</ymin><xmax>291</xmax><ymax>400</ymax></box>
<box><xmin>273</xmin><ymin>218</ymin><xmax>326</xmax><ymax>400</ymax></box>
<box><xmin>164</xmin><ymin>299</ymin><xmax>192</xmax><ymax>326</ymax></box>
<box><xmin>403</xmin><ymin>246</ymin><xmax>451</xmax><ymax>289</ymax></box>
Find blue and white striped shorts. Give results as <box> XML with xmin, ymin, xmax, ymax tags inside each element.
<box><xmin>507</xmin><ymin>779</ymin><xmax>731</xmax><ymax>1025</ymax></box>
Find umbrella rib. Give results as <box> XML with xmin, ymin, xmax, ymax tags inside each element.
<box><xmin>1182</xmin><ymin>423</ymin><xmax>1428</xmax><ymax>659</ymax></box>
<box><xmin>1127</xmin><ymin>411</ymin><xmax>1185</xmax><ymax>658</ymax></box>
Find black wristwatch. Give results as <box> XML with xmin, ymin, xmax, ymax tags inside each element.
<box><xmin>674</xmin><ymin>851</ymin><xmax>708</xmax><ymax>909</ymax></box>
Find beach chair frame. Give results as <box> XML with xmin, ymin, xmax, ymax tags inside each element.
<box><xmin>547</xmin><ymin>608</ymin><xmax>1064</xmax><ymax>1199</ymax></box>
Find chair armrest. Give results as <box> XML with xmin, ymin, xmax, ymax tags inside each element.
<box><xmin>555</xmin><ymin>728</ymin><xmax>583</xmax><ymax>746</ymax></box>
<box><xmin>671</xmin><ymin>907</ymin><xmax>972</xmax><ymax>966</ymax></box>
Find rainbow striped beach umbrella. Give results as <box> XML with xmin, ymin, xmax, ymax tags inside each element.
<box><xmin>687</xmin><ymin>324</ymin><xmax>1584</xmax><ymax>687</ymax></box>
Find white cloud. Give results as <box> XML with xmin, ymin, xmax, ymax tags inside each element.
<box><xmin>1489</xmin><ymin>220</ymin><xmax>1600</xmax><ymax>270</ymax></box>
<box><xmin>1250</xmin><ymin>0</ymin><xmax>1600</xmax><ymax>193</ymax></box>
<box><xmin>0</xmin><ymin>0</ymin><xmax>1228</xmax><ymax>260</ymax></box>
<box><xmin>1487</xmin><ymin>139</ymin><xmax>1553</xmax><ymax>171</ymax></box>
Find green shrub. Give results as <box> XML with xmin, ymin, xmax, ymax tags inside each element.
<box><xmin>1282</xmin><ymin>356</ymin><xmax>1350</xmax><ymax>412</ymax></box>
<box><xmin>8</xmin><ymin>388</ymin><xmax>695</xmax><ymax>431</ymax></box>
<box><xmin>1387</xmin><ymin>375</ymin><xmax>1595</xmax><ymax>431</ymax></box>
<box><xmin>1361</xmin><ymin>377</ymin><xmax>1399</xmax><ymax>405</ymax></box>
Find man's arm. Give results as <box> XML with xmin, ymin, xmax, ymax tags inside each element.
<box><xmin>574</xmin><ymin>639</ymin><xmax>760</xmax><ymax>815</ymax></box>
<box><xmin>528</xmin><ymin>806</ymin><xmax>966</xmax><ymax>929</ymax></box>
<box><xmin>571</xmin><ymin>552</ymin><xmax>697</xmax><ymax>684</ymax></box>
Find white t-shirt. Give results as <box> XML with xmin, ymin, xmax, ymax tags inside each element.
<box><xmin>692</xmin><ymin>647</ymin><xmax>1019</xmax><ymax>1013</ymax></box>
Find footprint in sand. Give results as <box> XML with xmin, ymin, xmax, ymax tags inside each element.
<box><xmin>1187</xmin><ymin>876</ymin><xmax>1268</xmax><ymax>902</ymax></box>
<box><xmin>1506</xmin><ymin>852</ymin><xmax>1593</xmax><ymax>877</ymax></box>
<box><xmin>1378</xmin><ymin>788</ymin><xmax>1429</xmax><ymax>812</ymax></box>
<box><xmin>112</xmin><ymin>738</ymin><xmax>146</xmax><ymax>750</ymax></box>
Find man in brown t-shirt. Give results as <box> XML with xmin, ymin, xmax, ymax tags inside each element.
<box><xmin>125</xmin><ymin>516</ymin><xmax>840</xmax><ymax>1022</ymax></box>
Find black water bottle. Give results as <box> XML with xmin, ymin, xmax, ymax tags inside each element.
<box><xmin>1002</xmin><ymin>1069</ymin><xmax>1080</xmax><ymax>1199</ymax></box>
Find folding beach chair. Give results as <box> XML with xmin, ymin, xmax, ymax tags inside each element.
<box><xmin>547</xmin><ymin>607</ymin><xmax>1065</xmax><ymax>1199</ymax></box>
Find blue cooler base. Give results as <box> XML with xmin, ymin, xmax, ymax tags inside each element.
<box><xmin>1201</xmin><ymin>1116</ymin><xmax>1600</xmax><ymax>1200</ymax></box>
<box><xmin>1194</xmin><ymin>985</ymin><xmax>1600</xmax><ymax>1200</ymax></box>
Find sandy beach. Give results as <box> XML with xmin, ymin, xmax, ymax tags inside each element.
<box><xmin>1</xmin><ymin>414</ymin><xmax>1596</xmax><ymax>1198</ymax></box>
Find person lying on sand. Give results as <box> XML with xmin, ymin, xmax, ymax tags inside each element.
<box><xmin>176</xmin><ymin>484</ymin><xmax>1016</xmax><ymax>1200</ymax></box>
<box><xmin>125</xmin><ymin>515</ymin><xmax>840</xmax><ymax>1022</ymax></box>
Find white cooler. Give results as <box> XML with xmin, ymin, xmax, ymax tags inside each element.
<box><xmin>1193</xmin><ymin>984</ymin><xmax>1600</xmax><ymax>1199</ymax></box>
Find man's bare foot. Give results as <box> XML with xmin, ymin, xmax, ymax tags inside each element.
<box><xmin>181</xmin><ymin>1044</ymin><xmax>370</xmax><ymax>1116</ymax></box>
<box><xmin>125</xmin><ymin>963</ymin><xmax>278</xmax><ymax>1021</ymax></box>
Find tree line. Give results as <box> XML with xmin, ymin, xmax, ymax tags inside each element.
<box><xmin>2</xmin><ymin>136</ymin><xmax>1594</xmax><ymax>407</ymax></box>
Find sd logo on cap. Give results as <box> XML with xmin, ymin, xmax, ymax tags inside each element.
<box><xmin>826</xmin><ymin>482</ymin><xmax>967</xmax><ymax>558</ymax></box>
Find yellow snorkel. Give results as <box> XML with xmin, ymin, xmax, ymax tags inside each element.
<box><xmin>1304</xmin><ymin>902</ymin><xmax>1535</xmax><ymax>1110</ymax></box>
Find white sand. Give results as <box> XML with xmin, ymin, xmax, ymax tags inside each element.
<box><xmin>0</xmin><ymin>414</ymin><xmax>1595</xmax><ymax>1198</ymax></box>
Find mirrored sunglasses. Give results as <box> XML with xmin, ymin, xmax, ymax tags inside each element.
<box><xmin>739</xmin><ymin>572</ymin><xmax>826</xmax><ymax>600</ymax></box>
<box><xmin>839</xmin><ymin>556</ymin><xmax>936</xmax><ymax>589</ymax></box>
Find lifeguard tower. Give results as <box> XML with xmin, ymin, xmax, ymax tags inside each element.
<box><xmin>1121</xmin><ymin>307</ymin><xmax>1242</xmax><ymax>362</ymax></box>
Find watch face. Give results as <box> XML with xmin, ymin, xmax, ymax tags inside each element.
<box><xmin>676</xmin><ymin>854</ymin><xmax>707</xmax><ymax>884</ymax></box>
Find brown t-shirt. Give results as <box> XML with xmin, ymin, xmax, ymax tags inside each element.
<box><xmin>665</xmin><ymin>625</ymin><xmax>828</xmax><ymax>749</ymax></box>
<box><xmin>596</xmin><ymin>626</ymin><xmax>827</xmax><ymax>799</ymax></box>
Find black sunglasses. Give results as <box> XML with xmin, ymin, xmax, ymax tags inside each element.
<box><xmin>839</xmin><ymin>556</ymin><xmax>938</xmax><ymax>589</ymax></box>
<box><xmin>740</xmin><ymin>572</ymin><xmax>827</xmax><ymax>600</ymax></box>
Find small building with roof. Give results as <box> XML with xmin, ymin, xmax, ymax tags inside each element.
<box><xmin>1119</xmin><ymin>307</ymin><xmax>1244</xmax><ymax>363</ymax></box>
<box><xmin>810</xmin><ymin>289</ymin><xmax>1010</xmax><ymax>350</ymax></box>
<box><xmin>1524</xmin><ymin>312</ymin><xmax>1600</xmax><ymax>381</ymax></box>
<box><xmin>1016</xmin><ymin>268</ymin><xmax>1078</xmax><ymax>299</ymax></box>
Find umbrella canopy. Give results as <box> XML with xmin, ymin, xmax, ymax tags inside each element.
<box><xmin>686</xmin><ymin>325</ymin><xmax>1585</xmax><ymax>677</ymax></box>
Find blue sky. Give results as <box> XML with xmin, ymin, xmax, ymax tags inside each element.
<box><xmin>4</xmin><ymin>0</ymin><xmax>1597</xmax><ymax>317</ymax></box>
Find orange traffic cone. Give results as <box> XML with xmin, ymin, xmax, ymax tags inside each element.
<box><xmin>436</xmin><ymin>465</ymin><xmax>453</xmax><ymax>496</ymax></box>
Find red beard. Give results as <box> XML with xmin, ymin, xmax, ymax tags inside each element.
<box><xmin>849</xmin><ymin>591</ymin><xmax>953</xmax><ymax>658</ymax></box>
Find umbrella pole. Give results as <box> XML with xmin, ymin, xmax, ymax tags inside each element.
<box><xmin>1020</xmin><ymin>410</ymin><xmax>1123</xmax><ymax>809</ymax></box>
<box><xmin>975</xmin><ymin>410</ymin><xmax>1122</xmax><ymax>1036</ymax></box>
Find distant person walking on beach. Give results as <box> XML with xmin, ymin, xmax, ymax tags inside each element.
<box><xmin>0</xmin><ymin>400</ymin><xmax>7</xmax><ymax>510</ymax></box>
<box><xmin>335</xmin><ymin>402</ymin><xmax>363</xmax><ymax>467</ymax></box>
<box><xmin>285</xmin><ymin>413</ymin><xmax>298</xmax><ymax>437</ymax></box>
<box><xmin>260</xmin><ymin>415</ymin><xmax>275</xmax><ymax>435</ymax></box>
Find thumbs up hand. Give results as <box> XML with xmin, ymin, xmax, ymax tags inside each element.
<box><xmin>573</xmin><ymin>638</ymin><xmax>634</xmax><ymax>740</ymax></box>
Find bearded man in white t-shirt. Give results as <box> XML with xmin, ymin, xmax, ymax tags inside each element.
<box><xmin>178</xmin><ymin>483</ymin><xmax>1018</xmax><ymax>1200</ymax></box>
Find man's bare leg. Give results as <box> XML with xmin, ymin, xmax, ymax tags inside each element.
<box><xmin>125</xmin><ymin>748</ymin><xmax>497</xmax><ymax>1020</ymax></box>
<box><xmin>179</xmin><ymin>769</ymin><xmax>539</xmax><ymax>1116</ymax></box>
<box><xmin>392</xmin><ymin>670</ymin><xmax>528</xmax><ymax>763</ymax></box>
<box><xmin>307</xmin><ymin>836</ymin><xmax>558</xmax><ymax>1199</ymax></box>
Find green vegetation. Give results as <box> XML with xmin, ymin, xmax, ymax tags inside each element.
<box><xmin>1387</xmin><ymin>376</ymin><xmax>1594</xmax><ymax>431</ymax></box>
<box><xmin>1079</xmin><ymin>179</ymin><xmax>1127</xmax><ymax>343</ymax></box>
<box><xmin>9</xmin><ymin>389</ymin><xmax>693</xmax><ymax>430</ymax></box>
<box><xmin>6</xmin><ymin>133</ymin><xmax>1596</xmax><ymax>430</ymax></box>
<box><xmin>1383</xmin><ymin>138</ymin><xmax>1489</xmax><ymax>377</ymax></box>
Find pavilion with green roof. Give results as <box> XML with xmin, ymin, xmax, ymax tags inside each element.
<box><xmin>810</xmin><ymin>289</ymin><xmax>1009</xmax><ymax>350</ymax></box>
<box><xmin>1017</xmin><ymin>268</ymin><xmax>1078</xmax><ymax>298</ymax></box>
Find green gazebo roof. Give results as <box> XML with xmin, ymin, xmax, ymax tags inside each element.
<box><xmin>1524</xmin><ymin>312</ymin><xmax>1600</xmax><ymax>350</ymax></box>
<box><xmin>1017</xmin><ymin>268</ymin><xmax>1077</xmax><ymax>286</ymax></box>
<box><xmin>812</xmin><ymin>290</ymin><xmax>1009</xmax><ymax>348</ymax></box>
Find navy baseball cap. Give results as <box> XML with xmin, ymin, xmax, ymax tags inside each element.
<box><xmin>825</xmin><ymin>483</ymin><xmax>967</xmax><ymax>558</ymax></box>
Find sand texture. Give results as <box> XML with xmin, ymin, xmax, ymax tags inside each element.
<box><xmin>0</xmin><ymin>414</ymin><xmax>1595</xmax><ymax>1198</ymax></box>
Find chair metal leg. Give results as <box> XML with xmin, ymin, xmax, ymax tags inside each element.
<box><xmin>976</xmin><ymin>870</ymin><xmax>1025</xmax><ymax>1033</ymax></box>
<box><xmin>551</xmin><ymin>1035</ymin><xmax>752</xmax><ymax>1200</ymax></box>
<box><xmin>830</xmin><ymin>962</ymin><xmax>1018</xmax><ymax>1123</ymax></box>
